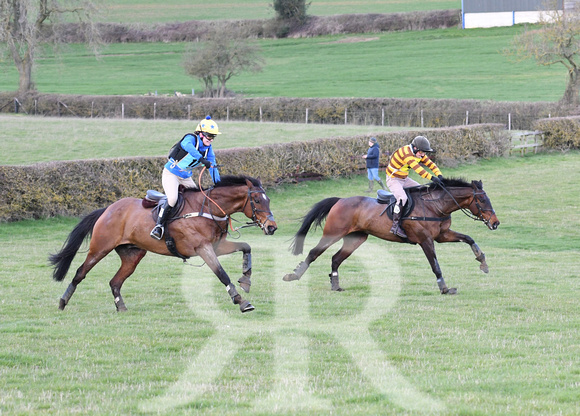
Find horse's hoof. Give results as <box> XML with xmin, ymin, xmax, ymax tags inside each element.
<box><xmin>59</xmin><ymin>299</ymin><xmax>66</xmax><ymax>310</ymax></box>
<box><xmin>238</xmin><ymin>276</ymin><xmax>251</xmax><ymax>293</ymax></box>
<box><xmin>331</xmin><ymin>286</ymin><xmax>344</xmax><ymax>292</ymax></box>
<box><xmin>239</xmin><ymin>300</ymin><xmax>255</xmax><ymax>313</ymax></box>
<box><xmin>480</xmin><ymin>263</ymin><xmax>489</xmax><ymax>273</ymax></box>
<box><xmin>283</xmin><ymin>273</ymin><xmax>300</xmax><ymax>281</ymax></box>
<box><xmin>116</xmin><ymin>305</ymin><xmax>128</xmax><ymax>312</ymax></box>
<box><xmin>441</xmin><ymin>288</ymin><xmax>458</xmax><ymax>295</ymax></box>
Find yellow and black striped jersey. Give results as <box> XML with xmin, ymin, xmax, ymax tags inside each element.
<box><xmin>386</xmin><ymin>145</ymin><xmax>442</xmax><ymax>180</ymax></box>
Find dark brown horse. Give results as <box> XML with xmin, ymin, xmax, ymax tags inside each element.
<box><xmin>49</xmin><ymin>175</ymin><xmax>277</xmax><ymax>313</ymax></box>
<box><xmin>283</xmin><ymin>178</ymin><xmax>500</xmax><ymax>294</ymax></box>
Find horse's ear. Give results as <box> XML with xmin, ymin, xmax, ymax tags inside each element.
<box><xmin>473</xmin><ymin>180</ymin><xmax>483</xmax><ymax>189</ymax></box>
<box><xmin>245</xmin><ymin>178</ymin><xmax>254</xmax><ymax>188</ymax></box>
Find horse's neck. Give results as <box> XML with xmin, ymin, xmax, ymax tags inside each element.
<box><xmin>193</xmin><ymin>186</ymin><xmax>247</xmax><ymax>215</ymax></box>
<box><xmin>440</xmin><ymin>188</ymin><xmax>473</xmax><ymax>214</ymax></box>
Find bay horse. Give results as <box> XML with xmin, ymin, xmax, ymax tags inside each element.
<box><xmin>283</xmin><ymin>178</ymin><xmax>500</xmax><ymax>294</ymax></box>
<box><xmin>49</xmin><ymin>175</ymin><xmax>277</xmax><ymax>313</ymax></box>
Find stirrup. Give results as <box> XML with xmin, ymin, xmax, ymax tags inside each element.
<box><xmin>150</xmin><ymin>225</ymin><xmax>164</xmax><ymax>240</ymax></box>
<box><xmin>390</xmin><ymin>224</ymin><xmax>407</xmax><ymax>239</ymax></box>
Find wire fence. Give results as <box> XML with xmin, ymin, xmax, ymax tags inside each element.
<box><xmin>4</xmin><ymin>95</ymin><xmax>568</xmax><ymax>132</ymax></box>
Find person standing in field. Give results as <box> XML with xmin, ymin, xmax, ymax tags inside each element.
<box><xmin>385</xmin><ymin>135</ymin><xmax>443</xmax><ymax>239</ymax></box>
<box><xmin>362</xmin><ymin>137</ymin><xmax>386</xmax><ymax>192</ymax></box>
<box><xmin>150</xmin><ymin>116</ymin><xmax>221</xmax><ymax>240</ymax></box>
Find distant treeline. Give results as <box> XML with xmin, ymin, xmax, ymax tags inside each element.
<box><xmin>48</xmin><ymin>10</ymin><xmax>461</xmax><ymax>43</ymax></box>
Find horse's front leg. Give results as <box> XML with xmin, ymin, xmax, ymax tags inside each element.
<box><xmin>435</xmin><ymin>229</ymin><xmax>489</xmax><ymax>273</ymax></box>
<box><xmin>197</xmin><ymin>244</ymin><xmax>254</xmax><ymax>313</ymax></box>
<box><xmin>419</xmin><ymin>238</ymin><xmax>457</xmax><ymax>295</ymax></box>
<box><xmin>214</xmin><ymin>240</ymin><xmax>253</xmax><ymax>293</ymax></box>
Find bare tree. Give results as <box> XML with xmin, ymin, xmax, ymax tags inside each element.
<box><xmin>182</xmin><ymin>28</ymin><xmax>263</xmax><ymax>98</ymax></box>
<box><xmin>504</xmin><ymin>1</ymin><xmax>580</xmax><ymax>105</ymax></box>
<box><xmin>0</xmin><ymin>0</ymin><xmax>101</xmax><ymax>93</ymax></box>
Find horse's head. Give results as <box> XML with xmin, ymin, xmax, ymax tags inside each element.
<box><xmin>243</xmin><ymin>178</ymin><xmax>277</xmax><ymax>235</ymax></box>
<box><xmin>469</xmin><ymin>180</ymin><xmax>500</xmax><ymax>230</ymax></box>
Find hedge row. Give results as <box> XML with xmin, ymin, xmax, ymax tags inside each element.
<box><xmin>2</xmin><ymin>92</ymin><xmax>572</xmax><ymax>130</ymax></box>
<box><xmin>0</xmin><ymin>124</ymin><xmax>508</xmax><ymax>222</ymax></box>
<box><xmin>49</xmin><ymin>10</ymin><xmax>461</xmax><ymax>43</ymax></box>
<box><xmin>534</xmin><ymin>116</ymin><xmax>580</xmax><ymax>150</ymax></box>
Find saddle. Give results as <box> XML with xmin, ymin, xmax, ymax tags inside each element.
<box><xmin>142</xmin><ymin>190</ymin><xmax>188</xmax><ymax>260</ymax></box>
<box><xmin>142</xmin><ymin>189</ymin><xmax>186</xmax><ymax>222</ymax></box>
<box><xmin>376</xmin><ymin>188</ymin><xmax>415</xmax><ymax>220</ymax></box>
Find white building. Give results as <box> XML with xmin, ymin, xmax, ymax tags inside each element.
<box><xmin>462</xmin><ymin>0</ymin><xmax>565</xmax><ymax>29</ymax></box>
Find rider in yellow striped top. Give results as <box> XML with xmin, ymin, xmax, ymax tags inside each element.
<box><xmin>385</xmin><ymin>136</ymin><xmax>444</xmax><ymax>239</ymax></box>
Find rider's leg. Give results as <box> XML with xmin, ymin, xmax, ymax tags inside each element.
<box><xmin>386</xmin><ymin>176</ymin><xmax>409</xmax><ymax>238</ymax></box>
<box><xmin>150</xmin><ymin>200</ymin><xmax>173</xmax><ymax>240</ymax></box>
<box><xmin>150</xmin><ymin>168</ymin><xmax>180</xmax><ymax>240</ymax></box>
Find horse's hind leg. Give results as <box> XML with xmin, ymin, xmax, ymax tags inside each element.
<box><xmin>110</xmin><ymin>245</ymin><xmax>147</xmax><ymax>312</ymax></box>
<box><xmin>329</xmin><ymin>232</ymin><xmax>368</xmax><ymax>291</ymax></box>
<box><xmin>436</xmin><ymin>229</ymin><xmax>489</xmax><ymax>273</ymax></box>
<box><xmin>283</xmin><ymin>235</ymin><xmax>342</xmax><ymax>282</ymax></box>
<box><xmin>60</xmin><ymin>249</ymin><xmax>110</xmax><ymax>310</ymax></box>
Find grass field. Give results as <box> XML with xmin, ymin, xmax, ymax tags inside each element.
<box><xmin>98</xmin><ymin>0</ymin><xmax>461</xmax><ymax>24</ymax></box>
<box><xmin>0</xmin><ymin>115</ymin><xmax>420</xmax><ymax>165</ymax></box>
<box><xmin>0</xmin><ymin>26</ymin><xmax>566</xmax><ymax>101</ymax></box>
<box><xmin>1</xmin><ymin>152</ymin><xmax>579</xmax><ymax>415</ymax></box>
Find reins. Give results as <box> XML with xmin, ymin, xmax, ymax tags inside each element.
<box><xmin>196</xmin><ymin>166</ymin><xmax>234</xmax><ymax>232</ymax></box>
<box><xmin>193</xmin><ymin>167</ymin><xmax>272</xmax><ymax>234</ymax></box>
<box><xmin>435</xmin><ymin>183</ymin><xmax>493</xmax><ymax>226</ymax></box>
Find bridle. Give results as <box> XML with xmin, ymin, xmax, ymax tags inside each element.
<box><xmin>236</xmin><ymin>186</ymin><xmax>275</xmax><ymax>232</ymax></box>
<box><xmin>438</xmin><ymin>184</ymin><xmax>495</xmax><ymax>227</ymax></box>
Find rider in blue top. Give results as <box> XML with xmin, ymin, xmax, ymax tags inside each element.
<box><xmin>150</xmin><ymin>116</ymin><xmax>221</xmax><ymax>240</ymax></box>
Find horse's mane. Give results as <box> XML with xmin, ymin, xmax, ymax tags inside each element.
<box><xmin>184</xmin><ymin>175</ymin><xmax>262</xmax><ymax>193</ymax></box>
<box><xmin>215</xmin><ymin>175</ymin><xmax>262</xmax><ymax>188</ymax></box>
<box><xmin>422</xmin><ymin>177</ymin><xmax>481</xmax><ymax>191</ymax></box>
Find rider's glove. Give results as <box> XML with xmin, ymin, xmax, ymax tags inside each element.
<box><xmin>198</xmin><ymin>157</ymin><xmax>212</xmax><ymax>169</ymax></box>
<box><xmin>431</xmin><ymin>175</ymin><xmax>442</xmax><ymax>185</ymax></box>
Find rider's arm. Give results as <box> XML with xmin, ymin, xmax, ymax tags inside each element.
<box><xmin>207</xmin><ymin>146</ymin><xmax>220</xmax><ymax>183</ymax></box>
<box><xmin>180</xmin><ymin>134</ymin><xmax>203</xmax><ymax>160</ymax></box>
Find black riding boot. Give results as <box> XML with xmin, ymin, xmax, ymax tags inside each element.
<box><xmin>390</xmin><ymin>203</ymin><xmax>407</xmax><ymax>239</ymax></box>
<box><xmin>150</xmin><ymin>201</ymin><xmax>172</xmax><ymax>240</ymax></box>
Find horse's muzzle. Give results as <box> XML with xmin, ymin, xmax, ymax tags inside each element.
<box><xmin>264</xmin><ymin>222</ymin><xmax>277</xmax><ymax>235</ymax></box>
<box><xmin>488</xmin><ymin>217</ymin><xmax>500</xmax><ymax>230</ymax></box>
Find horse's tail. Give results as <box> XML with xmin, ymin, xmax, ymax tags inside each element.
<box><xmin>48</xmin><ymin>207</ymin><xmax>107</xmax><ymax>281</ymax></box>
<box><xmin>290</xmin><ymin>197</ymin><xmax>341</xmax><ymax>255</ymax></box>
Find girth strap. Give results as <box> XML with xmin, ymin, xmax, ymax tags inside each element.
<box><xmin>403</xmin><ymin>215</ymin><xmax>451</xmax><ymax>222</ymax></box>
<box><xmin>165</xmin><ymin>234</ymin><xmax>189</xmax><ymax>261</ymax></box>
<box><xmin>182</xmin><ymin>211</ymin><xmax>228</xmax><ymax>222</ymax></box>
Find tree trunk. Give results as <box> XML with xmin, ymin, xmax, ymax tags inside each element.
<box><xmin>9</xmin><ymin>42</ymin><xmax>34</xmax><ymax>92</ymax></box>
<box><xmin>18</xmin><ymin>58</ymin><xmax>34</xmax><ymax>92</ymax></box>
<box><xmin>561</xmin><ymin>68</ymin><xmax>580</xmax><ymax>105</ymax></box>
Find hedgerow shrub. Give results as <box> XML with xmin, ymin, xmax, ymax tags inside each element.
<box><xmin>0</xmin><ymin>124</ymin><xmax>508</xmax><ymax>221</ymax></box>
<box><xmin>1</xmin><ymin>92</ymin><xmax>571</xmax><ymax>130</ymax></box>
<box><xmin>533</xmin><ymin>116</ymin><xmax>580</xmax><ymax>150</ymax></box>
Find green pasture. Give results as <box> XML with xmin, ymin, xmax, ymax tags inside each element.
<box><xmin>1</xmin><ymin>152</ymin><xmax>579</xmax><ymax>415</ymax></box>
<box><xmin>0</xmin><ymin>26</ymin><xmax>566</xmax><ymax>101</ymax></box>
<box><xmin>99</xmin><ymin>0</ymin><xmax>460</xmax><ymax>24</ymax></box>
<box><xmin>0</xmin><ymin>115</ymin><xmax>418</xmax><ymax>165</ymax></box>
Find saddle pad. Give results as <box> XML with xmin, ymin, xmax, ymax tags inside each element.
<box><xmin>377</xmin><ymin>188</ymin><xmax>415</xmax><ymax>219</ymax></box>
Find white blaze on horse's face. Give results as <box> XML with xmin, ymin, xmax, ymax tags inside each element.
<box><xmin>248</xmin><ymin>187</ymin><xmax>277</xmax><ymax>235</ymax></box>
